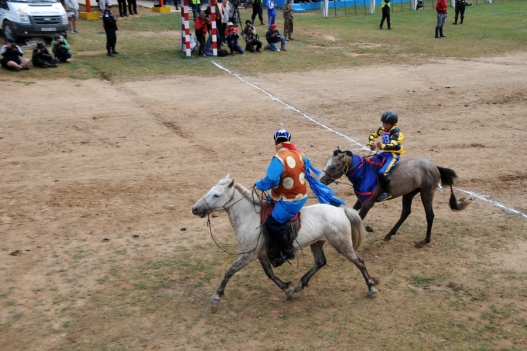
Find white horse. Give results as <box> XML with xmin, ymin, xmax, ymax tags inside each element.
<box><xmin>191</xmin><ymin>174</ymin><xmax>379</xmax><ymax>305</ymax></box>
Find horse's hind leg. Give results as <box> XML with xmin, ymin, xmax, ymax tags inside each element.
<box><xmin>258</xmin><ymin>257</ymin><xmax>294</xmax><ymax>300</ymax></box>
<box><xmin>419</xmin><ymin>190</ymin><xmax>435</xmax><ymax>245</ymax></box>
<box><xmin>211</xmin><ymin>254</ymin><xmax>254</xmax><ymax>305</ymax></box>
<box><xmin>339</xmin><ymin>247</ymin><xmax>379</xmax><ymax>298</ymax></box>
<box><xmin>384</xmin><ymin>190</ymin><xmax>419</xmax><ymax>241</ymax></box>
<box><xmin>294</xmin><ymin>241</ymin><xmax>326</xmax><ymax>293</ymax></box>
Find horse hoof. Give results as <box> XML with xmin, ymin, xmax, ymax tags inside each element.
<box><xmin>368</xmin><ymin>288</ymin><xmax>378</xmax><ymax>298</ymax></box>
<box><xmin>210</xmin><ymin>294</ymin><xmax>221</xmax><ymax>305</ymax></box>
<box><xmin>294</xmin><ymin>282</ymin><xmax>304</xmax><ymax>293</ymax></box>
<box><xmin>371</xmin><ymin>277</ymin><xmax>380</xmax><ymax>286</ymax></box>
<box><xmin>365</xmin><ymin>225</ymin><xmax>374</xmax><ymax>233</ymax></box>
<box><xmin>285</xmin><ymin>284</ymin><xmax>294</xmax><ymax>300</ymax></box>
<box><xmin>414</xmin><ymin>241</ymin><xmax>429</xmax><ymax>248</ymax></box>
<box><xmin>383</xmin><ymin>235</ymin><xmax>392</xmax><ymax>242</ymax></box>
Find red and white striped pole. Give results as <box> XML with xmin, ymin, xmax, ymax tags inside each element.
<box><xmin>210</xmin><ymin>0</ymin><xmax>218</xmax><ymax>56</ymax></box>
<box><xmin>182</xmin><ymin>0</ymin><xmax>191</xmax><ymax>57</ymax></box>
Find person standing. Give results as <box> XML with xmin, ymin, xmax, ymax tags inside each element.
<box><xmin>266</xmin><ymin>0</ymin><xmax>276</xmax><ymax>29</ymax></box>
<box><xmin>195</xmin><ymin>12</ymin><xmax>210</xmax><ymax>57</ymax></box>
<box><xmin>64</xmin><ymin>0</ymin><xmax>80</xmax><ymax>33</ymax></box>
<box><xmin>452</xmin><ymin>0</ymin><xmax>465</xmax><ymax>25</ymax></box>
<box><xmin>379</xmin><ymin>0</ymin><xmax>391</xmax><ymax>30</ymax></box>
<box><xmin>283</xmin><ymin>0</ymin><xmax>294</xmax><ymax>41</ymax></box>
<box><xmin>221</xmin><ymin>0</ymin><xmax>231</xmax><ymax>44</ymax></box>
<box><xmin>435</xmin><ymin>0</ymin><xmax>447</xmax><ymax>38</ymax></box>
<box><xmin>103</xmin><ymin>3</ymin><xmax>119</xmax><ymax>57</ymax></box>
<box><xmin>118</xmin><ymin>0</ymin><xmax>128</xmax><ymax>17</ymax></box>
<box><xmin>251</xmin><ymin>0</ymin><xmax>264</xmax><ymax>26</ymax></box>
<box><xmin>128</xmin><ymin>0</ymin><xmax>138</xmax><ymax>15</ymax></box>
<box><xmin>190</xmin><ymin>0</ymin><xmax>201</xmax><ymax>19</ymax></box>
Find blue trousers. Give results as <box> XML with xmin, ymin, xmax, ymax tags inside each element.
<box><xmin>379</xmin><ymin>153</ymin><xmax>400</xmax><ymax>177</ymax></box>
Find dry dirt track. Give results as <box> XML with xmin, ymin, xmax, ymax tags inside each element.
<box><xmin>1</xmin><ymin>53</ymin><xmax>527</xmax><ymax>350</ymax></box>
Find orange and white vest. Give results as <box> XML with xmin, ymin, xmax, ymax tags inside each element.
<box><xmin>271</xmin><ymin>143</ymin><xmax>307</xmax><ymax>202</ymax></box>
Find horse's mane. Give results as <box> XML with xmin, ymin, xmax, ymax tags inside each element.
<box><xmin>333</xmin><ymin>149</ymin><xmax>353</xmax><ymax>157</ymax></box>
<box><xmin>218</xmin><ymin>177</ymin><xmax>261</xmax><ymax>206</ymax></box>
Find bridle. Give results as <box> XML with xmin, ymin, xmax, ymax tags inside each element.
<box><xmin>201</xmin><ymin>183</ymin><xmax>263</xmax><ymax>256</ymax></box>
<box><xmin>322</xmin><ymin>154</ymin><xmax>350</xmax><ymax>184</ymax></box>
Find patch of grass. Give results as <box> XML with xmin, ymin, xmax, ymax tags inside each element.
<box><xmin>9</xmin><ymin>2</ymin><xmax>526</xmax><ymax>82</ymax></box>
<box><xmin>411</xmin><ymin>275</ymin><xmax>434</xmax><ymax>286</ymax></box>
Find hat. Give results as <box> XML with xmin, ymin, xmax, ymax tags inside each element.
<box><xmin>105</xmin><ymin>2</ymin><xmax>112</xmax><ymax>7</ymax></box>
<box><xmin>274</xmin><ymin>123</ymin><xmax>291</xmax><ymax>142</ymax></box>
<box><xmin>227</xmin><ymin>22</ymin><xmax>234</xmax><ymax>27</ymax></box>
<box><xmin>53</xmin><ymin>34</ymin><xmax>61</xmax><ymax>40</ymax></box>
<box><xmin>270</xmin><ymin>24</ymin><xmax>277</xmax><ymax>29</ymax></box>
<box><xmin>7</xmin><ymin>37</ymin><xmax>15</xmax><ymax>43</ymax></box>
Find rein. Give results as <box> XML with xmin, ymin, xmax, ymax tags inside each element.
<box><xmin>204</xmin><ymin>185</ymin><xmax>263</xmax><ymax>256</ymax></box>
<box><xmin>323</xmin><ymin>153</ymin><xmax>350</xmax><ymax>184</ymax></box>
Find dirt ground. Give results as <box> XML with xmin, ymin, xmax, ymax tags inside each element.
<box><xmin>1</xmin><ymin>53</ymin><xmax>527</xmax><ymax>350</ymax></box>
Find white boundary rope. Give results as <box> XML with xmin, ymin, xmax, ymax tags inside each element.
<box><xmin>212</xmin><ymin>62</ymin><xmax>527</xmax><ymax>221</ymax></box>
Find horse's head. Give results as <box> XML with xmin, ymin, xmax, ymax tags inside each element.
<box><xmin>192</xmin><ymin>173</ymin><xmax>236</xmax><ymax>218</ymax></box>
<box><xmin>319</xmin><ymin>147</ymin><xmax>353</xmax><ymax>185</ymax></box>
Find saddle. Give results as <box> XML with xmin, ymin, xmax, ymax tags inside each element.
<box><xmin>260</xmin><ymin>200</ymin><xmax>301</xmax><ymax>267</ymax></box>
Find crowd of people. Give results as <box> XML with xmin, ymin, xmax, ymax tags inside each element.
<box><xmin>193</xmin><ymin>0</ymin><xmax>295</xmax><ymax>57</ymax></box>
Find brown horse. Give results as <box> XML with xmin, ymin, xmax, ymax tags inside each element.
<box><xmin>319</xmin><ymin>148</ymin><xmax>470</xmax><ymax>245</ymax></box>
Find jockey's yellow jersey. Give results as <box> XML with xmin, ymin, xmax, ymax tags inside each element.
<box><xmin>271</xmin><ymin>143</ymin><xmax>308</xmax><ymax>202</ymax></box>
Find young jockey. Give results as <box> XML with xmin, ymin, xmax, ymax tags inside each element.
<box><xmin>368</xmin><ymin>110</ymin><xmax>405</xmax><ymax>201</ymax></box>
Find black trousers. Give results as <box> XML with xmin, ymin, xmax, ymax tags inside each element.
<box><xmin>251</xmin><ymin>4</ymin><xmax>263</xmax><ymax>23</ymax></box>
<box><xmin>128</xmin><ymin>0</ymin><xmax>137</xmax><ymax>14</ymax></box>
<box><xmin>380</xmin><ymin>9</ymin><xmax>390</xmax><ymax>28</ymax></box>
<box><xmin>454</xmin><ymin>3</ymin><xmax>465</xmax><ymax>23</ymax></box>
<box><xmin>118</xmin><ymin>0</ymin><xmax>128</xmax><ymax>15</ymax></box>
<box><xmin>245</xmin><ymin>39</ymin><xmax>262</xmax><ymax>52</ymax></box>
<box><xmin>105</xmin><ymin>29</ymin><xmax>117</xmax><ymax>52</ymax></box>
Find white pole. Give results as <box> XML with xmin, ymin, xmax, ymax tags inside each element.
<box><xmin>323</xmin><ymin>0</ymin><xmax>329</xmax><ymax>18</ymax></box>
<box><xmin>411</xmin><ymin>0</ymin><xmax>418</xmax><ymax>10</ymax></box>
<box><xmin>369</xmin><ymin>0</ymin><xmax>375</xmax><ymax>14</ymax></box>
<box><xmin>450</xmin><ymin>0</ymin><xmax>455</xmax><ymax>7</ymax></box>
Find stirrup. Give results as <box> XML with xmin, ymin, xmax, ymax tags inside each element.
<box><xmin>378</xmin><ymin>192</ymin><xmax>392</xmax><ymax>201</ymax></box>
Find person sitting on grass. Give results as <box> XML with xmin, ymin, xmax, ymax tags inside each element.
<box><xmin>51</xmin><ymin>35</ymin><xmax>72</xmax><ymax>62</ymax></box>
<box><xmin>32</xmin><ymin>43</ymin><xmax>59</xmax><ymax>68</ymax></box>
<box><xmin>0</xmin><ymin>38</ymin><xmax>30</xmax><ymax>71</ymax></box>
<box><xmin>242</xmin><ymin>20</ymin><xmax>262</xmax><ymax>53</ymax></box>
<box><xmin>265</xmin><ymin>24</ymin><xmax>286</xmax><ymax>52</ymax></box>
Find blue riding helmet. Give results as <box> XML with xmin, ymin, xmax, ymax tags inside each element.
<box><xmin>274</xmin><ymin>123</ymin><xmax>291</xmax><ymax>142</ymax></box>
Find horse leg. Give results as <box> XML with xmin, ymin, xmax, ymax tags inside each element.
<box><xmin>384</xmin><ymin>190</ymin><xmax>419</xmax><ymax>242</ymax></box>
<box><xmin>418</xmin><ymin>190</ymin><xmax>435</xmax><ymax>245</ymax></box>
<box><xmin>340</xmin><ymin>247</ymin><xmax>379</xmax><ymax>298</ymax></box>
<box><xmin>294</xmin><ymin>241</ymin><xmax>326</xmax><ymax>293</ymax></box>
<box><xmin>258</xmin><ymin>257</ymin><xmax>294</xmax><ymax>300</ymax></box>
<box><xmin>358</xmin><ymin>200</ymin><xmax>375</xmax><ymax>233</ymax></box>
<box><xmin>211</xmin><ymin>254</ymin><xmax>254</xmax><ymax>305</ymax></box>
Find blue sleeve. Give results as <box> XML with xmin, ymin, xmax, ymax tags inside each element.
<box><xmin>255</xmin><ymin>157</ymin><xmax>283</xmax><ymax>191</ymax></box>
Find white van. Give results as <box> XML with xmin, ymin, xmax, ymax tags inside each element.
<box><xmin>0</xmin><ymin>0</ymin><xmax>69</xmax><ymax>42</ymax></box>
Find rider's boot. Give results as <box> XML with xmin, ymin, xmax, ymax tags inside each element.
<box><xmin>378</xmin><ymin>174</ymin><xmax>392</xmax><ymax>201</ymax></box>
<box><xmin>266</xmin><ymin>216</ymin><xmax>295</xmax><ymax>264</ymax></box>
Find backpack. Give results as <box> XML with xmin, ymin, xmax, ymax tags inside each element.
<box><xmin>218</xmin><ymin>49</ymin><xmax>228</xmax><ymax>57</ymax></box>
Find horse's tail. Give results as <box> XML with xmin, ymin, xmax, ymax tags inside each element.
<box><xmin>344</xmin><ymin>207</ymin><xmax>366</xmax><ymax>251</ymax></box>
<box><xmin>437</xmin><ymin>166</ymin><xmax>471</xmax><ymax>212</ymax></box>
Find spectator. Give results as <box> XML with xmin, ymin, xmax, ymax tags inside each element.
<box><xmin>283</xmin><ymin>0</ymin><xmax>294</xmax><ymax>40</ymax></box>
<box><xmin>266</xmin><ymin>0</ymin><xmax>276</xmax><ymax>29</ymax></box>
<box><xmin>64</xmin><ymin>0</ymin><xmax>80</xmax><ymax>33</ymax></box>
<box><xmin>205</xmin><ymin>4</ymin><xmax>223</xmax><ymax>52</ymax></box>
<box><xmin>128</xmin><ymin>0</ymin><xmax>138</xmax><ymax>15</ymax></box>
<box><xmin>0</xmin><ymin>38</ymin><xmax>30</xmax><ymax>71</ymax></box>
<box><xmin>379</xmin><ymin>0</ymin><xmax>391</xmax><ymax>30</ymax></box>
<box><xmin>190</xmin><ymin>0</ymin><xmax>201</xmax><ymax>19</ymax></box>
<box><xmin>224</xmin><ymin>22</ymin><xmax>244</xmax><ymax>55</ymax></box>
<box><xmin>251</xmin><ymin>0</ymin><xmax>264</xmax><ymax>26</ymax></box>
<box><xmin>118</xmin><ymin>0</ymin><xmax>128</xmax><ymax>17</ymax></box>
<box><xmin>51</xmin><ymin>34</ymin><xmax>72</xmax><ymax>62</ymax></box>
<box><xmin>452</xmin><ymin>0</ymin><xmax>465</xmax><ymax>25</ymax></box>
<box><xmin>435</xmin><ymin>0</ymin><xmax>447</xmax><ymax>38</ymax></box>
<box><xmin>195</xmin><ymin>12</ymin><xmax>210</xmax><ymax>57</ymax></box>
<box><xmin>242</xmin><ymin>20</ymin><xmax>262</xmax><ymax>53</ymax></box>
<box><xmin>227</xmin><ymin>0</ymin><xmax>237</xmax><ymax>27</ymax></box>
<box><xmin>221</xmin><ymin>0</ymin><xmax>231</xmax><ymax>44</ymax></box>
<box><xmin>103</xmin><ymin>3</ymin><xmax>119</xmax><ymax>56</ymax></box>
<box><xmin>265</xmin><ymin>23</ymin><xmax>286</xmax><ymax>51</ymax></box>
<box><xmin>32</xmin><ymin>43</ymin><xmax>58</xmax><ymax>68</ymax></box>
